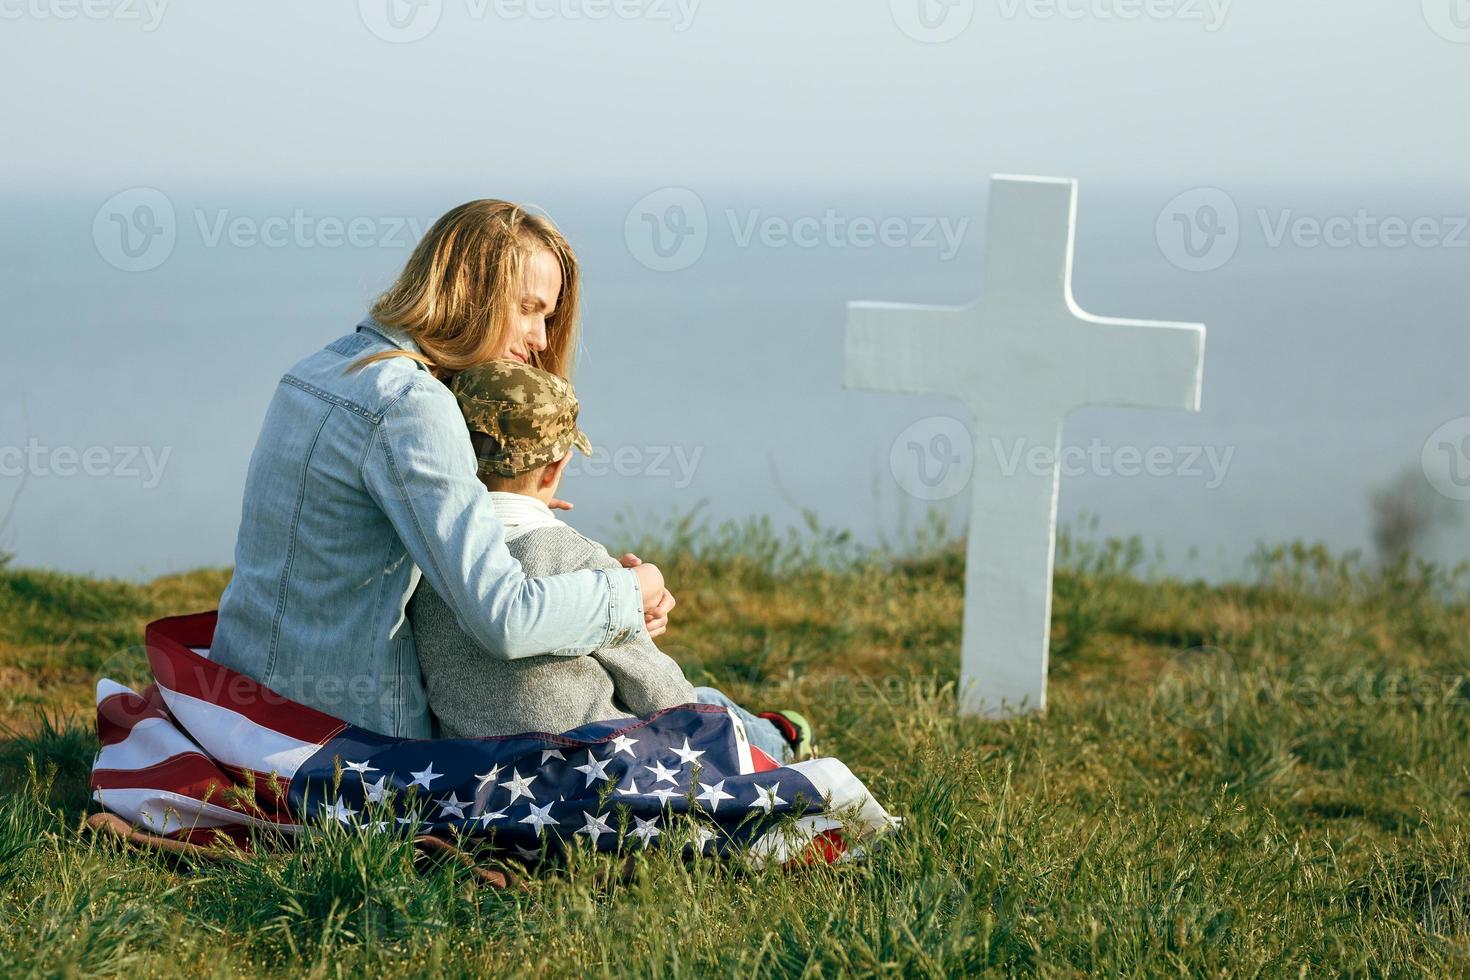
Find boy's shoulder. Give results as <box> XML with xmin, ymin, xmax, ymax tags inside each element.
<box><xmin>508</xmin><ymin>522</ymin><xmax>619</xmax><ymax>576</ymax></box>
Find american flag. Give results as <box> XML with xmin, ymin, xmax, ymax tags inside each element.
<box><xmin>90</xmin><ymin>612</ymin><xmax>895</xmax><ymax>865</ymax></box>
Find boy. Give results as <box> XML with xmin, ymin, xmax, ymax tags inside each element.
<box><xmin>408</xmin><ymin>360</ymin><xmax>811</xmax><ymax>763</ymax></box>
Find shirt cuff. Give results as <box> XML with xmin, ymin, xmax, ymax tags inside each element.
<box><xmin>602</xmin><ymin>565</ymin><xmax>644</xmax><ymax>647</ymax></box>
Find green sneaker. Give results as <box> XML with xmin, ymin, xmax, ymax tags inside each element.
<box><xmin>757</xmin><ymin>709</ymin><xmax>814</xmax><ymax>761</ymax></box>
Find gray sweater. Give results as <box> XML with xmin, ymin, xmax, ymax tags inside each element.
<box><xmin>408</xmin><ymin>521</ymin><xmax>696</xmax><ymax>739</ymax></box>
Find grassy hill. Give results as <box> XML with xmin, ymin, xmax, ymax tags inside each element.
<box><xmin>0</xmin><ymin>520</ymin><xmax>1467</xmax><ymax>976</ymax></box>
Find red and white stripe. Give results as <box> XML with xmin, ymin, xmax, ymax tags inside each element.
<box><xmin>90</xmin><ymin>612</ymin><xmax>342</xmax><ymax>841</ymax></box>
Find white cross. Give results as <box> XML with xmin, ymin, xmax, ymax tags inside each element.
<box><xmin>846</xmin><ymin>175</ymin><xmax>1206</xmax><ymax>717</ymax></box>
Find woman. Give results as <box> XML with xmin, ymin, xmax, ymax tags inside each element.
<box><xmin>210</xmin><ymin>201</ymin><xmax>673</xmax><ymax>739</ymax></box>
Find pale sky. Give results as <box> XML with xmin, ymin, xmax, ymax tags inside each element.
<box><xmin>2</xmin><ymin>1</ymin><xmax>1464</xmax><ymax>192</ymax></box>
<box><xmin>3</xmin><ymin>2</ymin><xmax>1470</xmax><ymax>580</ymax></box>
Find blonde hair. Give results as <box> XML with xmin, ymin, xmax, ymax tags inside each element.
<box><xmin>355</xmin><ymin>200</ymin><xmax>581</xmax><ymax>381</ymax></box>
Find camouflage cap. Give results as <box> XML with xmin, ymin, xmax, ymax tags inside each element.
<box><xmin>449</xmin><ymin>359</ymin><xmax>593</xmax><ymax>478</ymax></box>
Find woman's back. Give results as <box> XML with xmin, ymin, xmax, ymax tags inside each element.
<box><xmin>212</xmin><ymin>320</ymin><xmax>445</xmax><ymax>738</ymax></box>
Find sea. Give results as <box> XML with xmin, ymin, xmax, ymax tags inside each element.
<box><xmin>3</xmin><ymin>181</ymin><xmax>1468</xmax><ymax>582</ymax></box>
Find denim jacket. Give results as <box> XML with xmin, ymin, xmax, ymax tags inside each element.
<box><xmin>210</xmin><ymin>319</ymin><xmax>645</xmax><ymax>738</ymax></box>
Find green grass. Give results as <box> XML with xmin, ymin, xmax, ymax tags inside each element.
<box><xmin>0</xmin><ymin>518</ymin><xmax>1468</xmax><ymax>977</ymax></box>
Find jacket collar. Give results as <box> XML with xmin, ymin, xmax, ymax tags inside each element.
<box><xmin>357</xmin><ymin>316</ymin><xmax>422</xmax><ymax>356</ymax></box>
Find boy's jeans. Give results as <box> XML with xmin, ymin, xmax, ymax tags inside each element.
<box><xmin>693</xmin><ymin>687</ymin><xmax>792</xmax><ymax>763</ymax></box>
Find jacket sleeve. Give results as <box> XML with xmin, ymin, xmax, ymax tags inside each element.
<box><xmin>361</xmin><ymin>378</ymin><xmax>645</xmax><ymax>660</ymax></box>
